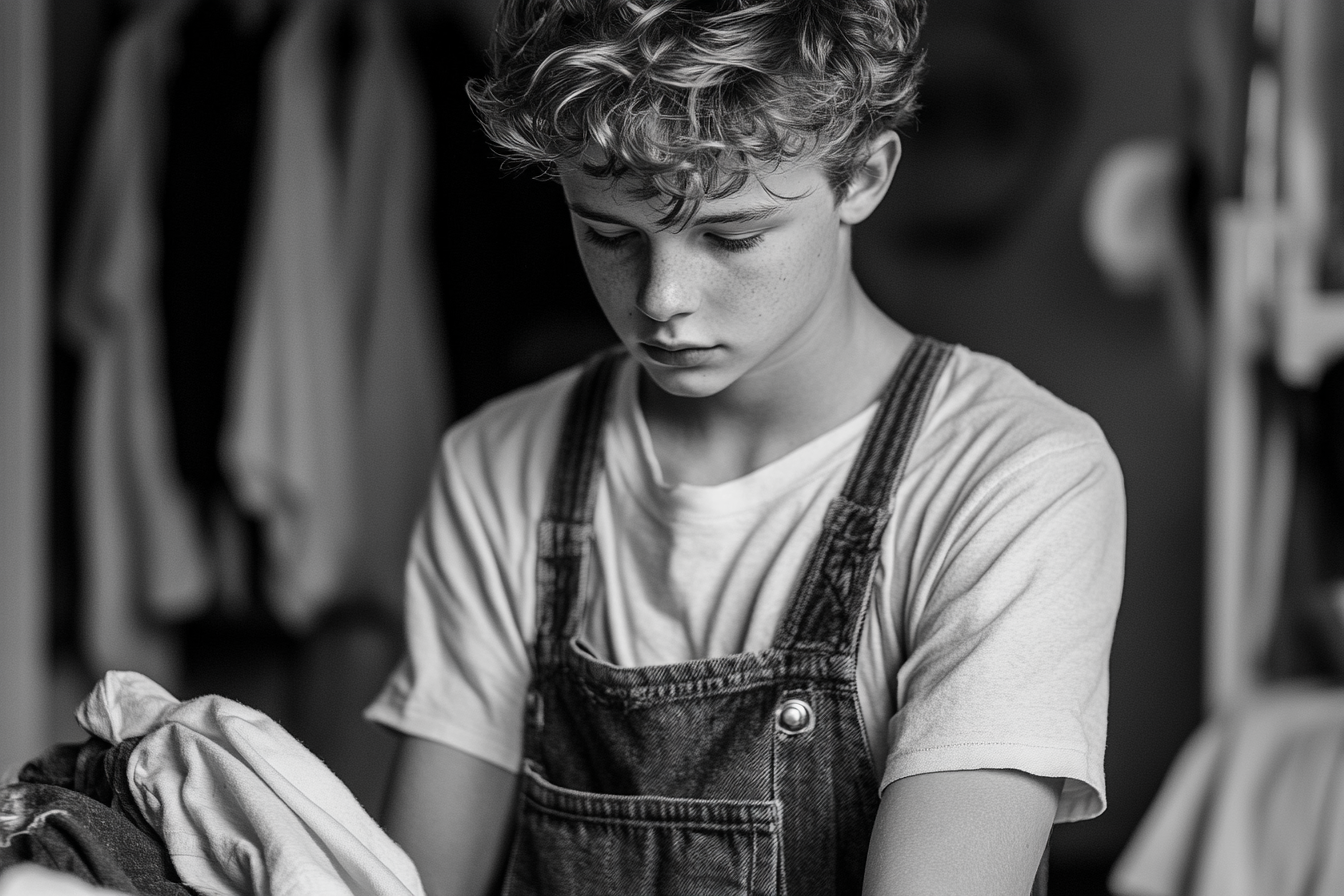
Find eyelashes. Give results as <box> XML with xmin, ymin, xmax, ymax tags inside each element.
<box><xmin>581</xmin><ymin>228</ymin><xmax>765</xmax><ymax>254</ymax></box>
<box><xmin>708</xmin><ymin>233</ymin><xmax>765</xmax><ymax>253</ymax></box>
<box><xmin>581</xmin><ymin>228</ymin><xmax>636</xmax><ymax>250</ymax></box>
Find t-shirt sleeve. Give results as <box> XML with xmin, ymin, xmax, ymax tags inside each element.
<box><xmin>362</xmin><ymin>422</ymin><xmax>537</xmax><ymax>773</ymax></box>
<box><xmin>882</xmin><ymin>433</ymin><xmax>1125</xmax><ymax>823</ymax></box>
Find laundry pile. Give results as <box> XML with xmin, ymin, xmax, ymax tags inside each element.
<box><xmin>0</xmin><ymin>672</ymin><xmax>425</xmax><ymax>896</ymax></box>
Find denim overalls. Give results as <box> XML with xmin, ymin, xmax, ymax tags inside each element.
<box><xmin>501</xmin><ymin>336</ymin><xmax>1046</xmax><ymax>895</ymax></box>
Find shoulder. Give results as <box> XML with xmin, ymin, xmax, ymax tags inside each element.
<box><xmin>420</xmin><ymin>362</ymin><xmax>591</xmax><ymax>553</ymax></box>
<box><xmin>892</xmin><ymin>342</ymin><xmax>1126</xmax><ymax>595</ymax></box>
<box><xmin>438</xmin><ymin>363</ymin><xmax>586</xmax><ymax>485</ymax></box>
<box><xmin>931</xmin><ymin>344</ymin><xmax>1110</xmax><ymax>451</ymax></box>
<box><xmin>915</xmin><ymin>344</ymin><xmax>1122</xmax><ymax>503</ymax></box>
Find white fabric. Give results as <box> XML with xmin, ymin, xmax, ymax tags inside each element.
<box><xmin>59</xmin><ymin>0</ymin><xmax>211</xmax><ymax>687</ymax></box>
<box><xmin>366</xmin><ymin>345</ymin><xmax>1126</xmax><ymax>823</ymax></box>
<box><xmin>77</xmin><ymin>671</ymin><xmax>425</xmax><ymax>896</ymax></box>
<box><xmin>341</xmin><ymin>3</ymin><xmax>449</xmax><ymax>620</ymax></box>
<box><xmin>74</xmin><ymin>672</ymin><xmax>178</xmax><ymax>743</ymax></box>
<box><xmin>1110</xmin><ymin>685</ymin><xmax>1344</xmax><ymax>896</ymax></box>
<box><xmin>0</xmin><ymin>865</ymin><xmax>133</xmax><ymax>896</ymax></box>
<box><xmin>222</xmin><ymin>0</ymin><xmax>447</xmax><ymax>632</ymax></box>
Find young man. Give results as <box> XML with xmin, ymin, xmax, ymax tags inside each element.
<box><xmin>367</xmin><ymin>2</ymin><xmax>1125</xmax><ymax>894</ymax></box>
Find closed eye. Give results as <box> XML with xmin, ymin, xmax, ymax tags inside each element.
<box><xmin>707</xmin><ymin>232</ymin><xmax>765</xmax><ymax>253</ymax></box>
<box><xmin>580</xmin><ymin>225</ymin><xmax>765</xmax><ymax>254</ymax></box>
<box><xmin>581</xmin><ymin>227</ymin><xmax>637</xmax><ymax>250</ymax></box>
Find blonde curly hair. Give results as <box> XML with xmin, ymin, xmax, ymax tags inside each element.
<box><xmin>466</xmin><ymin>0</ymin><xmax>927</xmax><ymax>223</ymax></box>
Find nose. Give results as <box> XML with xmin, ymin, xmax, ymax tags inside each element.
<box><xmin>636</xmin><ymin>244</ymin><xmax>701</xmax><ymax>322</ymax></box>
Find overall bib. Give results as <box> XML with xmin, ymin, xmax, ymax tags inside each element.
<box><xmin>501</xmin><ymin>336</ymin><xmax>1048</xmax><ymax>895</ymax></box>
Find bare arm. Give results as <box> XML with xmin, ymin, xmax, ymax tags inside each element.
<box><xmin>382</xmin><ymin>735</ymin><xmax>519</xmax><ymax>896</ymax></box>
<box><xmin>862</xmin><ymin>769</ymin><xmax>1061</xmax><ymax>896</ymax></box>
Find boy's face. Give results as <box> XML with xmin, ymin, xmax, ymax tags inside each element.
<box><xmin>559</xmin><ymin>157</ymin><xmax>857</xmax><ymax>401</ymax></box>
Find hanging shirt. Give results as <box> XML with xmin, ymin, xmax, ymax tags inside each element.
<box><xmin>60</xmin><ymin>0</ymin><xmax>213</xmax><ymax>687</ymax></box>
<box><xmin>222</xmin><ymin>0</ymin><xmax>449</xmax><ymax>632</ymax></box>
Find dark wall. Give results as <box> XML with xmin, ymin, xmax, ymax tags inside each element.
<box><xmin>856</xmin><ymin>0</ymin><xmax>1202</xmax><ymax>871</ymax></box>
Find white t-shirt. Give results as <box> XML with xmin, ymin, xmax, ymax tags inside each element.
<box><xmin>366</xmin><ymin>345</ymin><xmax>1125</xmax><ymax>823</ymax></box>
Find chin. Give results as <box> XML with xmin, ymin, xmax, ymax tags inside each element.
<box><xmin>640</xmin><ymin>363</ymin><xmax>733</xmax><ymax>400</ymax></box>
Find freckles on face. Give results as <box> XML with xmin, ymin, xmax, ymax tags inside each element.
<box><xmin>557</xmin><ymin>159</ymin><xmax>849</xmax><ymax>394</ymax></box>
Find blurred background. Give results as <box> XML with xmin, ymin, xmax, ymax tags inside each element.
<box><xmin>3</xmin><ymin>1</ymin><xmax>1344</xmax><ymax>893</ymax></box>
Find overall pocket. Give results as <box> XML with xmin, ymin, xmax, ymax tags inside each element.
<box><xmin>502</xmin><ymin>761</ymin><xmax>783</xmax><ymax>896</ymax></box>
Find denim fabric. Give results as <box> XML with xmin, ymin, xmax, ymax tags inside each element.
<box><xmin>0</xmin><ymin>739</ymin><xmax>193</xmax><ymax>896</ymax></box>
<box><xmin>503</xmin><ymin>338</ymin><xmax>1004</xmax><ymax>895</ymax></box>
<box><xmin>17</xmin><ymin>738</ymin><xmax>156</xmax><ymax>844</ymax></box>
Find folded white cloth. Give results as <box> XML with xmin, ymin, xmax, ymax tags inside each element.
<box><xmin>0</xmin><ymin>865</ymin><xmax>132</xmax><ymax>896</ymax></box>
<box><xmin>75</xmin><ymin>673</ymin><xmax>179</xmax><ymax>743</ymax></box>
<box><xmin>1110</xmin><ymin>684</ymin><xmax>1344</xmax><ymax>896</ymax></box>
<box><xmin>78</xmin><ymin>671</ymin><xmax>425</xmax><ymax>896</ymax></box>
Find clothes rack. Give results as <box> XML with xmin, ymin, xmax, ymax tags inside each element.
<box><xmin>1206</xmin><ymin>0</ymin><xmax>1344</xmax><ymax>713</ymax></box>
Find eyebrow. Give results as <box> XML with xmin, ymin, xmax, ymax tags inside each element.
<box><xmin>566</xmin><ymin>200</ymin><xmax>784</xmax><ymax>228</ymax></box>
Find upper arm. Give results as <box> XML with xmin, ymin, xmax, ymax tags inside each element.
<box><xmin>382</xmin><ymin>735</ymin><xmax>520</xmax><ymax>896</ymax></box>
<box><xmin>365</xmin><ymin>415</ymin><xmax>545</xmax><ymax>787</ymax></box>
<box><xmin>370</xmin><ymin>383</ymin><xmax>573</xmax><ymax>893</ymax></box>
<box><xmin>863</xmin><ymin>769</ymin><xmax>1061</xmax><ymax>896</ymax></box>
<box><xmin>885</xmin><ymin>435</ymin><xmax>1125</xmax><ymax>822</ymax></box>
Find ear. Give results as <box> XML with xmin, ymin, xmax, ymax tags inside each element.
<box><xmin>838</xmin><ymin>132</ymin><xmax>902</xmax><ymax>226</ymax></box>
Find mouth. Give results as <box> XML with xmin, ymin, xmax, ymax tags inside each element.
<box><xmin>639</xmin><ymin>341</ymin><xmax>719</xmax><ymax>368</ymax></box>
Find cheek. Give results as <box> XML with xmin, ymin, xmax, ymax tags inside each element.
<box><xmin>573</xmin><ymin>241</ymin><xmax>619</xmax><ymax>291</ymax></box>
<box><xmin>574</xmin><ymin>246</ymin><xmax>636</xmax><ymax>320</ymax></box>
<box><xmin>728</xmin><ymin>236</ymin><xmax>831</xmax><ymax>316</ymax></box>
<box><xmin>787</xmin><ymin>220</ymin><xmax>840</xmax><ymax>293</ymax></box>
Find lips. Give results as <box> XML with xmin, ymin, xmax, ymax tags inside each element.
<box><xmin>640</xmin><ymin>342</ymin><xmax>719</xmax><ymax>367</ymax></box>
<box><xmin>643</xmin><ymin>341</ymin><xmax>711</xmax><ymax>353</ymax></box>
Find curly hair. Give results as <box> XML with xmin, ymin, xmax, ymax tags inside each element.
<box><xmin>466</xmin><ymin>0</ymin><xmax>927</xmax><ymax>223</ymax></box>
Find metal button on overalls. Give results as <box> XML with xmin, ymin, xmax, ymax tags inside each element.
<box><xmin>777</xmin><ymin>698</ymin><xmax>814</xmax><ymax>735</ymax></box>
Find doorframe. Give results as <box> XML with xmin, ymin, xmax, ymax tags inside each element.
<box><xmin>0</xmin><ymin>0</ymin><xmax>51</xmax><ymax>770</ymax></box>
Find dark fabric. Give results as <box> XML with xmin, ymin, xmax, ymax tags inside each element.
<box><xmin>18</xmin><ymin>737</ymin><xmax>154</xmax><ymax>841</ymax></box>
<box><xmin>502</xmin><ymin>337</ymin><xmax>1045</xmax><ymax>896</ymax></box>
<box><xmin>1</xmin><ymin>739</ymin><xmax>193</xmax><ymax>895</ymax></box>
<box><xmin>13</xmin><ymin>740</ymin><xmax>88</xmax><ymax>790</ymax></box>
<box><xmin>1268</xmin><ymin>370</ymin><xmax>1344</xmax><ymax>681</ymax></box>
<box><xmin>158</xmin><ymin>0</ymin><xmax>277</xmax><ymax>509</ymax></box>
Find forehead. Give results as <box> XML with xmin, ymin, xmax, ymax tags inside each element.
<box><xmin>556</xmin><ymin>156</ymin><xmax>831</xmax><ymax>227</ymax></box>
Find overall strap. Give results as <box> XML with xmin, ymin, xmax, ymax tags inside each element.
<box><xmin>775</xmin><ymin>335</ymin><xmax>953</xmax><ymax>656</ymax></box>
<box><xmin>534</xmin><ymin>348</ymin><xmax>624</xmax><ymax>662</ymax></box>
